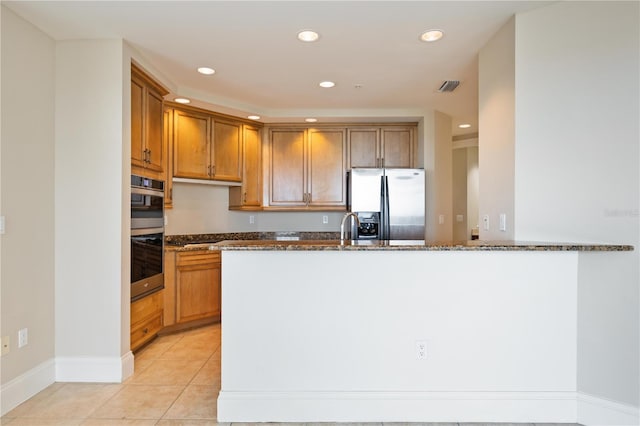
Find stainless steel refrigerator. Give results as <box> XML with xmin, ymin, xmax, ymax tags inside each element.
<box><xmin>347</xmin><ymin>168</ymin><xmax>425</xmax><ymax>240</ymax></box>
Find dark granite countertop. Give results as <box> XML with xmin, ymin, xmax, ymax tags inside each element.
<box><xmin>165</xmin><ymin>232</ymin><xmax>341</xmax><ymax>251</ymax></box>
<box><xmin>211</xmin><ymin>239</ymin><xmax>633</xmax><ymax>251</ymax></box>
<box><xmin>165</xmin><ymin>233</ymin><xmax>633</xmax><ymax>252</ymax></box>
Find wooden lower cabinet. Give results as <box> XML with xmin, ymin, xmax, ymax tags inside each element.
<box><xmin>130</xmin><ymin>290</ymin><xmax>164</xmax><ymax>352</ymax></box>
<box><xmin>164</xmin><ymin>250</ymin><xmax>221</xmax><ymax>329</ymax></box>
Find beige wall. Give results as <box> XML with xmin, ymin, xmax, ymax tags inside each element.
<box><xmin>0</xmin><ymin>4</ymin><xmax>56</xmax><ymax>408</ymax></box>
<box><xmin>478</xmin><ymin>16</ymin><xmax>515</xmax><ymax>240</ymax></box>
<box><xmin>452</xmin><ymin>144</ymin><xmax>478</xmax><ymax>241</ymax></box>
<box><xmin>422</xmin><ymin>110</ymin><xmax>452</xmax><ymax>242</ymax></box>
<box><xmin>165</xmin><ymin>183</ymin><xmax>345</xmax><ymax>235</ymax></box>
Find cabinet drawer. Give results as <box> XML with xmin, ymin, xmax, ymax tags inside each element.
<box><xmin>177</xmin><ymin>251</ymin><xmax>220</xmax><ymax>266</ymax></box>
<box><xmin>131</xmin><ymin>290</ymin><xmax>164</xmax><ymax>326</ymax></box>
<box><xmin>131</xmin><ymin>312</ymin><xmax>163</xmax><ymax>351</ymax></box>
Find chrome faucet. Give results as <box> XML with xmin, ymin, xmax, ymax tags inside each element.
<box><xmin>340</xmin><ymin>212</ymin><xmax>361</xmax><ymax>242</ymax></box>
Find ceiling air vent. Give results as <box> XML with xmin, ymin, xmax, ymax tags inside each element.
<box><xmin>437</xmin><ymin>80</ymin><xmax>460</xmax><ymax>92</ymax></box>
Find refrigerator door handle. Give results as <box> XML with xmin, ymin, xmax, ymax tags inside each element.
<box><xmin>381</xmin><ymin>175</ymin><xmax>390</xmax><ymax>240</ymax></box>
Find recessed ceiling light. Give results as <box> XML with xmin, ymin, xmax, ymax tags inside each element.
<box><xmin>197</xmin><ymin>67</ymin><xmax>215</xmax><ymax>75</ymax></box>
<box><xmin>174</xmin><ymin>97</ymin><xmax>191</xmax><ymax>104</ymax></box>
<box><xmin>297</xmin><ymin>30</ymin><xmax>319</xmax><ymax>42</ymax></box>
<box><xmin>459</xmin><ymin>123</ymin><xmax>471</xmax><ymax>129</ymax></box>
<box><xmin>305</xmin><ymin>118</ymin><xmax>318</xmax><ymax>123</ymax></box>
<box><xmin>420</xmin><ymin>29</ymin><xmax>444</xmax><ymax>42</ymax></box>
<box><xmin>319</xmin><ymin>81</ymin><xmax>335</xmax><ymax>88</ymax></box>
<box><xmin>248</xmin><ymin>115</ymin><xmax>261</xmax><ymax>120</ymax></box>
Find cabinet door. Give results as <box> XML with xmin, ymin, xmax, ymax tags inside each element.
<box><xmin>270</xmin><ymin>129</ymin><xmax>306</xmax><ymax>206</ymax></box>
<box><xmin>176</xmin><ymin>252</ymin><xmax>221</xmax><ymax>324</ymax></box>
<box><xmin>212</xmin><ymin>119</ymin><xmax>242</xmax><ymax>181</ymax></box>
<box><xmin>145</xmin><ymin>88</ymin><xmax>165</xmax><ymax>173</ymax></box>
<box><xmin>242</xmin><ymin>125</ymin><xmax>262</xmax><ymax>207</ymax></box>
<box><xmin>173</xmin><ymin>109</ymin><xmax>211</xmax><ymax>179</ymax></box>
<box><xmin>131</xmin><ymin>77</ymin><xmax>146</xmax><ymax>168</ymax></box>
<box><xmin>347</xmin><ymin>128</ymin><xmax>379</xmax><ymax>168</ymax></box>
<box><xmin>381</xmin><ymin>127</ymin><xmax>414</xmax><ymax>168</ymax></box>
<box><xmin>131</xmin><ymin>290</ymin><xmax>164</xmax><ymax>351</ymax></box>
<box><xmin>163</xmin><ymin>108</ymin><xmax>174</xmax><ymax>208</ymax></box>
<box><xmin>308</xmin><ymin>129</ymin><xmax>346</xmax><ymax>206</ymax></box>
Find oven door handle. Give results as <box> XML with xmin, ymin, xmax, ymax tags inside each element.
<box><xmin>131</xmin><ymin>187</ymin><xmax>164</xmax><ymax>198</ymax></box>
<box><xmin>131</xmin><ymin>227</ymin><xmax>164</xmax><ymax>236</ymax></box>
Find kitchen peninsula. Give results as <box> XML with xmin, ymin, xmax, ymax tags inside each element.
<box><xmin>212</xmin><ymin>238</ymin><xmax>632</xmax><ymax>423</ymax></box>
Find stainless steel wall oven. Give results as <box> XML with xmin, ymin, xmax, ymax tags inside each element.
<box><xmin>131</xmin><ymin>175</ymin><xmax>164</xmax><ymax>301</ymax></box>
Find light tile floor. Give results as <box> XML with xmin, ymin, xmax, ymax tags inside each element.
<box><xmin>1</xmin><ymin>323</ymin><xmax>580</xmax><ymax>426</ymax></box>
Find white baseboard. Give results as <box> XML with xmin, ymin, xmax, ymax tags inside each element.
<box><xmin>217</xmin><ymin>390</ymin><xmax>578</xmax><ymax>422</ymax></box>
<box><xmin>0</xmin><ymin>358</ymin><xmax>55</xmax><ymax>416</ymax></box>
<box><xmin>578</xmin><ymin>392</ymin><xmax>640</xmax><ymax>425</ymax></box>
<box><xmin>56</xmin><ymin>352</ymin><xmax>134</xmax><ymax>382</ymax></box>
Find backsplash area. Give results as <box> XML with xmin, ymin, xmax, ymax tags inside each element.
<box><xmin>165</xmin><ymin>182</ymin><xmax>344</xmax><ymax>235</ymax></box>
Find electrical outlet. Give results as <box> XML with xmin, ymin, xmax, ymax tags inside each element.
<box><xmin>438</xmin><ymin>214</ymin><xmax>445</xmax><ymax>225</ymax></box>
<box><xmin>483</xmin><ymin>214</ymin><xmax>490</xmax><ymax>230</ymax></box>
<box><xmin>322</xmin><ymin>215</ymin><xmax>328</xmax><ymax>224</ymax></box>
<box><xmin>499</xmin><ymin>213</ymin><xmax>507</xmax><ymax>231</ymax></box>
<box><xmin>249</xmin><ymin>215</ymin><xmax>255</xmax><ymax>224</ymax></box>
<box><xmin>18</xmin><ymin>328</ymin><xmax>28</xmax><ymax>348</ymax></box>
<box><xmin>1</xmin><ymin>336</ymin><xmax>9</xmax><ymax>355</ymax></box>
<box><xmin>415</xmin><ymin>340</ymin><xmax>427</xmax><ymax>360</ymax></box>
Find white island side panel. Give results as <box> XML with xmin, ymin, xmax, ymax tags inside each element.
<box><xmin>219</xmin><ymin>250</ymin><xmax>578</xmax><ymax>421</ymax></box>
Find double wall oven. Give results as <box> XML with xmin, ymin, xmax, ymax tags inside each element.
<box><xmin>131</xmin><ymin>175</ymin><xmax>164</xmax><ymax>301</ymax></box>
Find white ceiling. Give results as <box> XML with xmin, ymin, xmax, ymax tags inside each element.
<box><xmin>4</xmin><ymin>1</ymin><xmax>549</xmax><ymax>135</ymax></box>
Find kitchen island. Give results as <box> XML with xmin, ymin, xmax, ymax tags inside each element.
<box><xmin>213</xmin><ymin>239</ymin><xmax>632</xmax><ymax>423</ymax></box>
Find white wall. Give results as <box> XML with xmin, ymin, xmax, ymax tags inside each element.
<box><xmin>54</xmin><ymin>40</ymin><xmax>130</xmax><ymax>379</ymax></box>
<box><xmin>514</xmin><ymin>1</ymin><xmax>639</xmax><ymax>412</ymax></box>
<box><xmin>478</xmin><ymin>17</ymin><xmax>515</xmax><ymax>240</ymax></box>
<box><xmin>0</xmin><ymin>5</ymin><xmax>56</xmax><ymax>411</ymax></box>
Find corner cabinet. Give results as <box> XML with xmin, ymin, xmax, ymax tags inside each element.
<box><xmin>163</xmin><ymin>250</ymin><xmax>221</xmax><ymax>330</ymax></box>
<box><xmin>266</xmin><ymin>127</ymin><xmax>346</xmax><ymax>210</ymax></box>
<box><xmin>229</xmin><ymin>124</ymin><xmax>262</xmax><ymax>210</ymax></box>
<box><xmin>131</xmin><ymin>64</ymin><xmax>169</xmax><ymax>180</ymax></box>
<box><xmin>170</xmin><ymin>104</ymin><xmax>243</xmax><ymax>183</ymax></box>
<box><xmin>347</xmin><ymin>125</ymin><xmax>416</xmax><ymax>169</ymax></box>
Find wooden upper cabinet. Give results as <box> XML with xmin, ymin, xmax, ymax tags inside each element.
<box><xmin>269</xmin><ymin>129</ymin><xmax>306</xmax><ymax>206</ymax></box>
<box><xmin>145</xmin><ymin>90</ymin><xmax>165</xmax><ymax>173</ymax></box>
<box><xmin>347</xmin><ymin>128</ymin><xmax>379</xmax><ymax>168</ymax></box>
<box><xmin>308</xmin><ymin>129</ymin><xmax>346</xmax><ymax>206</ymax></box>
<box><xmin>267</xmin><ymin>127</ymin><xmax>346</xmax><ymax>209</ymax></box>
<box><xmin>131</xmin><ymin>78</ymin><xmax>145</xmax><ymax>168</ymax></box>
<box><xmin>173</xmin><ymin>109</ymin><xmax>211</xmax><ymax>180</ymax></box>
<box><xmin>212</xmin><ymin>119</ymin><xmax>242</xmax><ymax>182</ymax></box>
<box><xmin>170</xmin><ymin>105</ymin><xmax>246</xmax><ymax>183</ymax></box>
<box><xmin>131</xmin><ymin>64</ymin><xmax>168</xmax><ymax>180</ymax></box>
<box><xmin>163</xmin><ymin>107</ymin><xmax>174</xmax><ymax>209</ymax></box>
<box><xmin>381</xmin><ymin>127</ymin><xmax>414</xmax><ymax>168</ymax></box>
<box><xmin>347</xmin><ymin>125</ymin><xmax>416</xmax><ymax>169</ymax></box>
<box><xmin>229</xmin><ymin>124</ymin><xmax>262</xmax><ymax>209</ymax></box>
